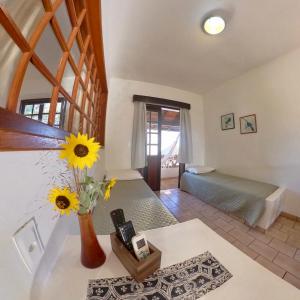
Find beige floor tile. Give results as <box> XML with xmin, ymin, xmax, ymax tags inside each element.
<box><xmin>266</xmin><ymin>228</ymin><xmax>289</xmax><ymax>242</ymax></box>
<box><xmin>277</xmin><ymin>216</ymin><xmax>295</xmax><ymax>228</ymax></box>
<box><xmin>269</xmin><ymin>238</ymin><xmax>296</xmax><ymax>257</ymax></box>
<box><xmin>158</xmin><ymin>188</ymin><xmax>300</xmax><ymax>289</ymax></box>
<box><xmin>295</xmin><ymin>250</ymin><xmax>300</xmax><ymax>262</ymax></box>
<box><xmin>280</xmin><ymin>225</ymin><xmax>300</xmax><ymax>235</ymax></box>
<box><xmin>284</xmin><ymin>273</ymin><xmax>300</xmax><ymax>289</ymax></box>
<box><xmin>286</xmin><ymin>235</ymin><xmax>300</xmax><ymax>249</ymax></box>
<box><xmin>199</xmin><ymin>216</ymin><xmax>219</xmax><ymax>230</ymax></box>
<box><xmin>274</xmin><ymin>253</ymin><xmax>300</xmax><ymax>278</ymax></box>
<box><xmin>233</xmin><ymin>240</ymin><xmax>259</xmax><ymax>259</ymax></box>
<box><xmin>249</xmin><ymin>240</ymin><xmax>278</xmax><ymax>261</ymax></box>
<box><xmin>201</xmin><ymin>206</ymin><xmax>219</xmax><ymax>217</ymax></box>
<box><xmin>215</xmin><ymin>228</ymin><xmax>236</xmax><ymax>243</ymax></box>
<box><xmin>256</xmin><ymin>255</ymin><xmax>286</xmax><ymax>278</ymax></box>
<box><xmin>204</xmin><ymin>211</ymin><xmax>221</xmax><ymax>221</ymax></box>
<box><xmin>248</xmin><ymin>229</ymin><xmax>272</xmax><ymax>244</ymax></box>
<box><xmin>215</xmin><ymin>211</ymin><xmax>234</xmax><ymax>223</ymax></box>
<box><xmin>229</xmin><ymin>219</ymin><xmax>250</xmax><ymax>232</ymax></box>
<box><xmin>293</xmin><ymin>222</ymin><xmax>300</xmax><ymax>231</ymax></box>
<box><xmin>228</xmin><ymin>228</ymin><xmax>254</xmax><ymax>245</ymax></box>
<box><xmin>269</xmin><ymin>222</ymin><xmax>282</xmax><ymax>230</ymax></box>
<box><xmin>161</xmin><ymin>178</ymin><xmax>178</xmax><ymax>190</ymax></box>
<box><xmin>214</xmin><ymin>218</ymin><xmax>235</xmax><ymax>232</ymax></box>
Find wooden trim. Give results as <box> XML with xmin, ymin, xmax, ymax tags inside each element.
<box><xmin>178</xmin><ymin>163</ymin><xmax>185</xmax><ymax>188</ymax></box>
<box><xmin>51</xmin><ymin>16</ymin><xmax>68</xmax><ymax>51</ymax></box>
<box><xmin>42</xmin><ymin>0</ymin><xmax>54</xmax><ymax>12</ymax></box>
<box><xmin>0</xmin><ymin>130</ymin><xmax>62</xmax><ymax>151</ymax></box>
<box><xmin>85</xmin><ymin>0</ymin><xmax>108</xmax><ymax>92</ymax></box>
<box><xmin>0</xmin><ymin>108</ymin><xmax>67</xmax><ymax>140</ymax></box>
<box><xmin>6</xmin><ymin>53</ymin><xmax>32</xmax><ymax>112</ymax></box>
<box><xmin>0</xmin><ymin>6</ymin><xmax>31</xmax><ymax>52</ymax></box>
<box><xmin>65</xmin><ymin>0</ymin><xmax>78</xmax><ymax>27</ymax></box>
<box><xmin>98</xmin><ymin>92</ymin><xmax>107</xmax><ymax>145</ymax></box>
<box><xmin>280</xmin><ymin>212</ymin><xmax>300</xmax><ymax>222</ymax></box>
<box><xmin>31</xmin><ymin>53</ymin><xmax>58</xmax><ymax>86</ymax></box>
<box><xmin>133</xmin><ymin>95</ymin><xmax>191</xmax><ymax>110</ymax></box>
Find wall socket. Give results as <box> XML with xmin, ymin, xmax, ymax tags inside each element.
<box><xmin>12</xmin><ymin>217</ymin><xmax>44</xmax><ymax>273</ymax></box>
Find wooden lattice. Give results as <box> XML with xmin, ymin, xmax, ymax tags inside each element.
<box><xmin>0</xmin><ymin>0</ymin><xmax>107</xmax><ymax>150</ymax></box>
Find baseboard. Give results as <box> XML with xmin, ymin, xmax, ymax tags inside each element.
<box><xmin>280</xmin><ymin>211</ymin><xmax>300</xmax><ymax>222</ymax></box>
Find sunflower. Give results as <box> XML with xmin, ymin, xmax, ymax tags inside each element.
<box><xmin>48</xmin><ymin>187</ymin><xmax>79</xmax><ymax>215</ymax></box>
<box><xmin>60</xmin><ymin>133</ymin><xmax>101</xmax><ymax>170</ymax></box>
<box><xmin>104</xmin><ymin>178</ymin><xmax>117</xmax><ymax>201</ymax></box>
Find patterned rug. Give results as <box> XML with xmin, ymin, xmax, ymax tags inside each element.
<box><xmin>87</xmin><ymin>251</ymin><xmax>232</xmax><ymax>300</ymax></box>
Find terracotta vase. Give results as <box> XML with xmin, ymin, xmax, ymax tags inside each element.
<box><xmin>78</xmin><ymin>213</ymin><xmax>106</xmax><ymax>268</ymax></box>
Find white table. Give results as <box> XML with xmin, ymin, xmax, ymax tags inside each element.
<box><xmin>34</xmin><ymin>219</ymin><xmax>300</xmax><ymax>300</ymax></box>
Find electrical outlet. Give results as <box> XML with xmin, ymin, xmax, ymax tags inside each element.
<box><xmin>12</xmin><ymin>217</ymin><xmax>44</xmax><ymax>273</ymax></box>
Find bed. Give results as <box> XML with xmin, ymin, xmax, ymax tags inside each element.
<box><xmin>70</xmin><ymin>169</ymin><xmax>178</xmax><ymax>234</ymax></box>
<box><xmin>180</xmin><ymin>171</ymin><xmax>285</xmax><ymax>229</ymax></box>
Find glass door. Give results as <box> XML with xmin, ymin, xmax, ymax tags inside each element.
<box><xmin>145</xmin><ymin>105</ymin><xmax>161</xmax><ymax>191</ymax></box>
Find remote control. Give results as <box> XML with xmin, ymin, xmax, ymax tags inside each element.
<box><xmin>132</xmin><ymin>233</ymin><xmax>150</xmax><ymax>261</ymax></box>
<box><xmin>118</xmin><ymin>221</ymin><xmax>136</xmax><ymax>251</ymax></box>
<box><xmin>110</xmin><ymin>209</ymin><xmax>125</xmax><ymax>237</ymax></box>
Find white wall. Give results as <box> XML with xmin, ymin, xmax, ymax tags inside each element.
<box><xmin>105</xmin><ymin>78</ymin><xmax>205</xmax><ymax>170</ymax></box>
<box><xmin>0</xmin><ymin>149</ymin><xmax>105</xmax><ymax>300</ymax></box>
<box><xmin>204</xmin><ymin>47</ymin><xmax>300</xmax><ymax>217</ymax></box>
<box><xmin>161</xmin><ymin>167</ymin><xmax>179</xmax><ymax>179</ymax></box>
<box><xmin>0</xmin><ymin>151</ymin><xmax>71</xmax><ymax>300</ymax></box>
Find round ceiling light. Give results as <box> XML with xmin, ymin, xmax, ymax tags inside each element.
<box><xmin>203</xmin><ymin>16</ymin><xmax>226</xmax><ymax>35</ymax></box>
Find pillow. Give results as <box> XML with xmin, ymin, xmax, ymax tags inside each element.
<box><xmin>186</xmin><ymin>166</ymin><xmax>215</xmax><ymax>174</ymax></box>
<box><xmin>105</xmin><ymin>169</ymin><xmax>143</xmax><ymax>181</ymax></box>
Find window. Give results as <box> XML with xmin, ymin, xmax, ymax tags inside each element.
<box><xmin>20</xmin><ymin>98</ymin><xmax>67</xmax><ymax>128</ymax></box>
<box><xmin>146</xmin><ymin>110</ymin><xmax>159</xmax><ymax>156</ymax></box>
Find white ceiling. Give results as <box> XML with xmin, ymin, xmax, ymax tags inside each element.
<box><xmin>102</xmin><ymin>0</ymin><xmax>300</xmax><ymax>94</ymax></box>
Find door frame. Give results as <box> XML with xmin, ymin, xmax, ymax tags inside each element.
<box><xmin>133</xmin><ymin>95</ymin><xmax>191</xmax><ymax>190</ymax></box>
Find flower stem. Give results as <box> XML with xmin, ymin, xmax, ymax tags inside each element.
<box><xmin>72</xmin><ymin>167</ymin><xmax>80</xmax><ymax>195</ymax></box>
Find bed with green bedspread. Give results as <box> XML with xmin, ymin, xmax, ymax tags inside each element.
<box><xmin>70</xmin><ymin>179</ymin><xmax>178</xmax><ymax>235</ymax></box>
<box><xmin>180</xmin><ymin>171</ymin><xmax>278</xmax><ymax>226</ymax></box>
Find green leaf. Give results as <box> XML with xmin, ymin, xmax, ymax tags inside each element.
<box><xmin>79</xmin><ymin>191</ymin><xmax>91</xmax><ymax>207</ymax></box>
<box><xmin>78</xmin><ymin>205</ymin><xmax>88</xmax><ymax>214</ymax></box>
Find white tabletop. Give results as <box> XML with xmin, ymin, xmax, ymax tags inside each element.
<box><xmin>34</xmin><ymin>219</ymin><xmax>300</xmax><ymax>300</ymax></box>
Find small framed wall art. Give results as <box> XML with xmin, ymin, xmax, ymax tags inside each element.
<box><xmin>240</xmin><ymin>114</ymin><xmax>257</xmax><ymax>134</ymax></box>
<box><xmin>221</xmin><ymin>113</ymin><xmax>235</xmax><ymax>130</ymax></box>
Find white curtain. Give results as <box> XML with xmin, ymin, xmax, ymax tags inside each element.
<box><xmin>131</xmin><ymin>101</ymin><xmax>147</xmax><ymax>169</ymax></box>
<box><xmin>178</xmin><ymin>108</ymin><xmax>193</xmax><ymax>163</ymax></box>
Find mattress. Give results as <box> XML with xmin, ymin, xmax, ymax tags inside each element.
<box><xmin>180</xmin><ymin>171</ymin><xmax>278</xmax><ymax>226</ymax></box>
<box><xmin>70</xmin><ymin>179</ymin><xmax>178</xmax><ymax>234</ymax></box>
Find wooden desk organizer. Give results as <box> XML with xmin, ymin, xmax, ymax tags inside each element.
<box><xmin>110</xmin><ymin>232</ymin><xmax>161</xmax><ymax>282</ymax></box>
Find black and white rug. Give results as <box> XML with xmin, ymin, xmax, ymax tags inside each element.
<box><xmin>87</xmin><ymin>251</ymin><xmax>232</xmax><ymax>300</ymax></box>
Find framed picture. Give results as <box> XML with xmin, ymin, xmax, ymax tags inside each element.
<box><xmin>240</xmin><ymin>114</ymin><xmax>257</xmax><ymax>134</ymax></box>
<box><xmin>221</xmin><ymin>113</ymin><xmax>235</xmax><ymax>130</ymax></box>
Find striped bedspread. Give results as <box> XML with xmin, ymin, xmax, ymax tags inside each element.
<box><xmin>70</xmin><ymin>179</ymin><xmax>178</xmax><ymax>235</ymax></box>
<box><xmin>180</xmin><ymin>171</ymin><xmax>278</xmax><ymax>226</ymax></box>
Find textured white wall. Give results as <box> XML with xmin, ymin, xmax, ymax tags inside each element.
<box><xmin>0</xmin><ymin>151</ymin><xmax>71</xmax><ymax>300</ymax></box>
<box><xmin>0</xmin><ymin>149</ymin><xmax>105</xmax><ymax>300</ymax></box>
<box><xmin>105</xmin><ymin>78</ymin><xmax>205</xmax><ymax>170</ymax></box>
<box><xmin>204</xmin><ymin>47</ymin><xmax>300</xmax><ymax>217</ymax></box>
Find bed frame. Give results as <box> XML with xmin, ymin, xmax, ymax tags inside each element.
<box><xmin>256</xmin><ymin>187</ymin><xmax>285</xmax><ymax>230</ymax></box>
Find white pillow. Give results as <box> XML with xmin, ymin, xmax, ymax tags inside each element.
<box><xmin>186</xmin><ymin>166</ymin><xmax>215</xmax><ymax>174</ymax></box>
<box><xmin>105</xmin><ymin>169</ymin><xmax>143</xmax><ymax>181</ymax></box>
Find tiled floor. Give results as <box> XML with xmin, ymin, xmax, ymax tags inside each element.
<box><xmin>160</xmin><ymin>177</ymin><xmax>178</xmax><ymax>190</ymax></box>
<box><xmin>157</xmin><ymin>188</ymin><xmax>300</xmax><ymax>289</ymax></box>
